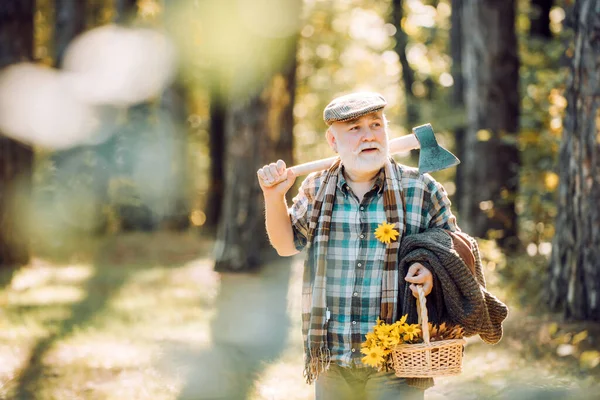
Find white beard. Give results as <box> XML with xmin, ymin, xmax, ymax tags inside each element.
<box><xmin>338</xmin><ymin>137</ymin><xmax>389</xmax><ymax>175</ymax></box>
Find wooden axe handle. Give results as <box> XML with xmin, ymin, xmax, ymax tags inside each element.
<box><xmin>265</xmin><ymin>134</ymin><xmax>420</xmax><ymax>187</ymax></box>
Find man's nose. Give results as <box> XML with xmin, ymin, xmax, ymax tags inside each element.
<box><xmin>363</xmin><ymin>126</ymin><xmax>376</xmax><ymax>140</ymax></box>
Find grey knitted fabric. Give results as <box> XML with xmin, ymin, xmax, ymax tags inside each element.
<box><xmin>397</xmin><ymin>228</ymin><xmax>509</xmax><ymax>389</ymax></box>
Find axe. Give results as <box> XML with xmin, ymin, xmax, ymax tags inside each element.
<box><xmin>263</xmin><ymin>124</ymin><xmax>460</xmax><ymax>187</ymax></box>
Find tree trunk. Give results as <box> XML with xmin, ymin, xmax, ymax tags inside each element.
<box><xmin>450</xmin><ymin>0</ymin><xmax>465</xmax><ymax>205</ymax></box>
<box><xmin>54</xmin><ymin>0</ymin><xmax>86</xmax><ymax>67</ymax></box>
<box><xmin>87</xmin><ymin>0</ymin><xmax>106</xmax><ymax>27</ymax></box>
<box><xmin>548</xmin><ymin>0</ymin><xmax>600</xmax><ymax>321</ymax></box>
<box><xmin>214</xmin><ymin>49</ymin><xmax>297</xmax><ymax>272</ymax></box>
<box><xmin>159</xmin><ymin>81</ymin><xmax>191</xmax><ymax>231</ymax></box>
<box><xmin>204</xmin><ymin>82</ymin><xmax>226</xmax><ymax>233</ymax></box>
<box><xmin>458</xmin><ymin>0</ymin><xmax>520</xmax><ymax>251</ymax></box>
<box><xmin>391</xmin><ymin>0</ymin><xmax>419</xmax><ymax>127</ymax></box>
<box><xmin>530</xmin><ymin>0</ymin><xmax>553</xmax><ymax>39</ymax></box>
<box><xmin>115</xmin><ymin>0</ymin><xmax>137</xmax><ymax>24</ymax></box>
<box><xmin>0</xmin><ymin>0</ymin><xmax>35</xmax><ymax>267</ymax></box>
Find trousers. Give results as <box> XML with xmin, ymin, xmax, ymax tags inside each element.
<box><xmin>315</xmin><ymin>364</ymin><xmax>425</xmax><ymax>400</ymax></box>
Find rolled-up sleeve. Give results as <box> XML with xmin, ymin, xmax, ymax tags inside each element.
<box><xmin>424</xmin><ymin>175</ymin><xmax>459</xmax><ymax>232</ymax></box>
<box><xmin>288</xmin><ymin>176</ymin><xmax>316</xmax><ymax>251</ymax></box>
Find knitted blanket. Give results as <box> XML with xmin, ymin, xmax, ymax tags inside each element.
<box><xmin>397</xmin><ymin>228</ymin><xmax>509</xmax><ymax>389</ymax></box>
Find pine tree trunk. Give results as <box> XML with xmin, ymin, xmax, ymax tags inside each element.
<box><xmin>530</xmin><ymin>0</ymin><xmax>553</xmax><ymax>39</ymax></box>
<box><xmin>458</xmin><ymin>0</ymin><xmax>520</xmax><ymax>250</ymax></box>
<box><xmin>159</xmin><ymin>81</ymin><xmax>191</xmax><ymax>231</ymax></box>
<box><xmin>54</xmin><ymin>0</ymin><xmax>86</xmax><ymax>67</ymax></box>
<box><xmin>214</xmin><ymin>53</ymin><xmax>297</xmax><ymax>272</ymax></box>
<box><xmin>204</xmin><ymin>83</ymin><xmax>226</xmax><ymax>233</ymax></box>
<box><xmin>549</xmin><ymin>0</ymin><xmax>600</xmax><ymax>321</ymax></box>
<box><xmin>115</xmin><ymin>0</ymin><xmax>137</xmax><ymax>24</ymax></box>
<box><xmin>0</xmin><ymin>0</ymin><xmax>35</xmax><ymax>267</ymax></box>
<box><xmin>391</xmin><ymin>0</ymin><xmax>419</xmax><ymax>127</ymax></box>
<box><xmin>450</xmin><ymin>0</ymin><xmax>465</xmax><ymax>205</ymax></box>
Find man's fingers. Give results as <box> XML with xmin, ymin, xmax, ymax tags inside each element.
<box><xmin>423</xmin><ymin>281</ymin><xmax>432</xmax><ymax>296</ymax></box>
<box><xmin>405</xmin><ymin>264</ymin><xmax>420</xmax><ymax>278</ymax></box>
<box><xmin>257</xmin><ymin>167</ymin><xmax>273</xmax><ymax>185</ymax></box>
<box><xmin>257</xmin><ymin>168</ymin><xmax>267</xmax><ymax>182</ymax></box>
<box><xmin>267</xmin><ymin>163</ymin><xmax>279</xmax><ymax>179</ymax></box>
<box><xmin>409</xmin><ymin>283</ymin><xmax>418</xmax><ymax>298</ymax></box>
<box><xmin>263</xmin><ymin>167</ymin><xmax>275</xmax><ymax>183</ymax></box>
<box><xmin>276</xmin><ymin>160</ymin><xmax>286</xmax><ymax>174</ymax></box>
<box><xmin>405</xmin><ymin>274</ymin><xmax>426</xmax><ymax>284</ymax></box>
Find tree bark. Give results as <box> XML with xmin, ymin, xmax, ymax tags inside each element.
<box><xmin>549</xmin><ymin>0</ymin><xmax>600</xmax><ymax>321</ymax></box>
<box><xmin>530</xmin><ymin>0</ymin><xmax>553</xmax><ymax>39</ymax></box>
<box><xmin>458</xmin><ymin>0</ymin><xmax>520</xmax><ymax>251</ymax></box>
<box><xmin>0</xmin><ymin>0</ymin><xmax>35</xmax><ymax>267</ymax></box>
<box><xmin>115</xmin><ymin>0</ymin><xmax>137</xmax><ymax>24</ymax></box>
<box><xmin>214</xmin><ymin>47</ymin><xmax>297</xmax><ymax>272</ymax></box>
<box><xmin>204</xmin><ymin>82</ymin><xmax>226</xmax><ymax>233</ymax></box>
<box><xmin>54</xmin><ymin>0</ymin><xmax>86</xmax><ymax>67</ymax></box>
<box><xmin>450</xmin><ymin>0</ymin><xmax>465</xmax><ymax>205</ymax></box>
<box><xmin>159</xmin><ymin>81</ymin><xmax>191</xmax><ymax>231</ymax></box>
<box><xmin>391</xmin><ymin>0</ymin><xmax>419</xmax><ymax>127</ymax></box>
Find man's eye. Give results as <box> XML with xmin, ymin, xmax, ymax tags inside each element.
<box><xmin>372</xmin><ymin>122</ymin><xmax>381</xmax><ymax>127</ymax></box>
<box><xmin>350</xmin><ymin>126</ymin><xmax>359</xmax><ymax>131</ymax></box>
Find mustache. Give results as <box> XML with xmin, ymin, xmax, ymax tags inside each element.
<box><xmin>352</xmin><ymin>142</ymin><xmax>384</xmax><ymax>155</ymax></box>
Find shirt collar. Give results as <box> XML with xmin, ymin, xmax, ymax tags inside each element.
<box><xmin>337</xmin><ymin>166</ymin><xmax>385</xmax><ymax>196</ymax></box>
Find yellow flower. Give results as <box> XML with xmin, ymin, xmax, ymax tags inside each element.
<box><xmin>374</xmin><ymin>324</ymin><xmax>394</xmax><ymax>341</ymax></box>
<box><xmin>403</xmin><ymin>324</ymin><xmax>421</xmax><ymax>342</ymax></box>
<box><xmin>361</xmin><ymin>345</ymin><xmax>385</xmax><ymax>368</ymax></box>
<box><xmin>382</xmin><ymin>333</ymin><xmax>400</xmax><ymax>348</ymax></box>
<box><xmin>362</xmin><ymin>332</ymin><xmax>378</xmax><ymax>348</ymax></box>
<box><xmin>374</xmin><ymin>221</ymin><xmax>399</xmax><ymax>244</ymax></box>
<box><xmin>395</xmin><ymin>315</ymin><xmax>408</xmax><ymax>326</ymax></box>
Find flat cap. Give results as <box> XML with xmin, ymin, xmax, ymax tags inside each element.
<box><xmin>323</xmin><ymin>92</ymin><xmax>387</xmax><ymax>125</ymax></box>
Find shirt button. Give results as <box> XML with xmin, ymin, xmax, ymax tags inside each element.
<box><xmin>351</xmin><ymin>348</ymin><xmax>356</xmax><ymax>353</ymax></box>
<box><xmin>352</xmin><ymin>321</ymin><xmax>357</xmax><ymax>325</ymax></box>
<box><xmin>360</xmin><ymin>206</ymin><xmax>364</xmax><ymax>211</ymax></box>
<box><xmin>357</xmin><ymin>263</ymin><xmax>362</xmax><ymax>267</ymax></box>
<box><xmin>353</xmin><ymin>292</ymin><xmax>358</xmax><ymax>297</ymax></box>
<box><xmin>360</xmin><ymin>234</ymin><xmax>365</xmax><ymax>239</ymax></box>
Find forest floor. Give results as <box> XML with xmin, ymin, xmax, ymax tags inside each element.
<box><xmin>0</xmin><ymin>232</ymin><xmax>598</xmax><ymax>400</ymax></box>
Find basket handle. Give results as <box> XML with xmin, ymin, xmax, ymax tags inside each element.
<box><xmin>415</xmin><ymin>285</ymin><xmax>430</xmax><ymax>345</ymax></box>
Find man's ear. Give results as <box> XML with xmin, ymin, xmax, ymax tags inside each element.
<box><xmin>326</xmin><ymin>128</ymin><xmax>337</xmax><ymax>153</ymax></box>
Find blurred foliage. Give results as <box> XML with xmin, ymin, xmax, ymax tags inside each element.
<box><xmin>26</xmin><ymin>0</ymin><xmax>571</xmax><ymax>305</ymax></box>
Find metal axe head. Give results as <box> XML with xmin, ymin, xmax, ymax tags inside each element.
<box><xmin>413</xmin><ymin>124</ymin><xmax>460</xmax><ymax>174</ymax></box>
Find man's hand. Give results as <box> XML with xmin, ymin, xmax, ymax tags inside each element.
<box><xmin>257</xmin><ymin>160</ymin><xmax>296</xmax><ymax>198</ymax></box>
<box><xmin>404</xmin><ymin>263</ymin><xmax>433</xmax><ymax>297</ymax></box>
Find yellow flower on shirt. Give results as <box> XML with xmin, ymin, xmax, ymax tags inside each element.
<box><xmin>374</xmin><ymin>221</ymin><xmax>399</xmax><ymax>244</ymax></box>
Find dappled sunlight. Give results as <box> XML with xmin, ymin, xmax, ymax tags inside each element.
<box><xmin>6</xmin><ymin>263</ymin><xmax>94</xmax><ymax>307</ymax></box>
<box><xmin>86</xmin><ymin>368</ymin><xmax>178</xmax><ymax>400</ymax></box>
<box><xmin>97</xmin><ymin>257</ymin><xmax>218</xmax><ymax>345</ymax></box>
<box><xmin>0</xmin><ymin>232</ymin><xmax>597</xmax><ymax>398</ymax></box>
<box><xmin>45</xmin><ymin>337</ymin><xmax>156</xmax><ymax>369</ymax></box>
<box><xmin>9</xmin><ymin>285</ymin><xmax>86</xmax><ymax>307</ymax></box>
<box><xmin>0</xmin><ymin>344</ymin><xmax>30</xmax><ymax>385</ymax></box>
<box><xmin>9</xmin><ymin>262</ymin><xmax>93</xmax><ymax>291</ymax></box>
<box><xmin>249</xmin><ymin>344</ymin><xmax>311</xmax><ymax>400</ymax></box>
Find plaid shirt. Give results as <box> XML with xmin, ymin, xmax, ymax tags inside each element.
<box><xmin>289</xmin><ymin>163</ymin><xmax>458</xmax><ymax>368</ymax></box>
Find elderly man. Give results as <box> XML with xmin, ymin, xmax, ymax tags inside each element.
<box><xmin>257</xmin><ymin>92</ymin><xmax>482</xmax><ymax>400</ymax></box>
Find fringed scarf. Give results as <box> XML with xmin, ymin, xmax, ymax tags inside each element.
<box><xmin>302</xmin><ymin>158</ymin><xmax>405</xmax><ymax>384</ymax></box>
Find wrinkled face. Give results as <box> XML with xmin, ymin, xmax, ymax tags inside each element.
<box><xmin>326</xmin><ymin>111</ymin><xmax>389</xmax><ymax>175</ymax></box>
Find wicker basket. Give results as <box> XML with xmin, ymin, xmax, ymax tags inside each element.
<box><xmin>391</xmin><ymin>285</ymin><xmax>466</xmax><ymax>378</ymax></box>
